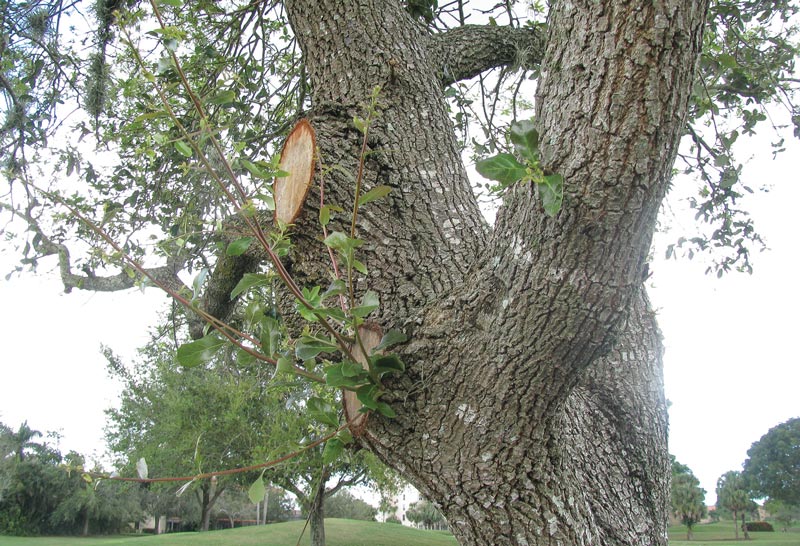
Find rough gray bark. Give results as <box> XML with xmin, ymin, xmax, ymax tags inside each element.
<box><xmin>273</xmin><ymin>1</ymin><xmax>710</xmax><ymax>545</ymax></box>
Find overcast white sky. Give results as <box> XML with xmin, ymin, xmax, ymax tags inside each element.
<box><xmin>1</xmin><ymin>114</ymin><xmax>799</xmax><ymax>509</ymax></box>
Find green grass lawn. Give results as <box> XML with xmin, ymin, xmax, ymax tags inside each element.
<box><xmin>0</xmin><ymin>519</ymin><xmax>457</xmax><ymax>546</ymax></box>
<box><xmin>4</xmin><ymin>519</ymin><xmax>800</xmax><ymax>546</ymax></box>
<box><xmin>669</xmin><ymin>520</ymin><xmax>800</xmax><ymax>546</ymax></box>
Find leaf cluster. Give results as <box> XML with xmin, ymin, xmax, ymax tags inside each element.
<box><xmin>475</xmin><ymin>119</ymin><xmax>563</xmax><ymax>216</ymax></box>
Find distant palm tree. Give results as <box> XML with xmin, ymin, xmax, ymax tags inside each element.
<box><xmin>6</xmin><ymin>421</ymin><xmax>43</xmax><ymax>461</ymax></box>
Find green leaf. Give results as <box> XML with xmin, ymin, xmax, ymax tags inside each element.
<box><xmin>357</xmin><ymin>185</ymin><xmax>392</xmax><ymax>206</ymax></box>
<box><xmin>176</xmin><ymin>335</ymin><xmax>225</xmax><ymax>368</ymax></box>
<box><xmin>475</xmin><ymin>154</ymin><xmax>527</xmax><ymax>185</ymax></box>
<box><xmin>322</xmin><ymin>279</ymin><xmax>347</xmax><ymax>300</ymax></box>
<box><xmin>353</xmin><ymin>116</ymin><xmax>366</xmax><ymax>134</ymax></box>
<box><xmin>323</xmin><ymin>232</ymin><xmax>363</xmax><ymax>252</ymax></box>
<box><xmin>241</xmin><ymin>159</ymin><xmax>272</xmax><ymax>179</ymax></box>
<box><xmin>174</xmin><ymin>140</ymin><xmax>193</xmax><ymax>158</ymax></box>
<box><xmin>235</xmin><ymin>348</ymin><xmax>256</xmax><ymax>367</ymax></box>
<box><xmin>352</xmin><ymin>260</ymin><xmax>368</xmax><ymax>275</ymax></box>
<box><xmin>248</xmin><ymin>477</ymin><xmax>266</xmax><ymax>504</ymax></box>
<box><xmin>337</xmin><ymin>428</ymin><xmax>354</xmax><ymax>445</ymax></box>
<box><xmin>319</xmin><ymin>205</ymin><xmax>331</xmax><ymax>227</ymax></box>
<box><xmin>371</xmin><ymin>354</ymin><xmax>405</xmax><ymax>376</ymax></box>
<box><xmin>260</xmin><ymin>317</ymin><xmax>282</xmax><ymax>357</ymax></box>
<box><xmin>352</xmin><ymin>290</ymin><xmax>379</xmax><ymax>318</ymax></box>
<box><xmin>540</xmin><ymin>174</ymin><xmax>564</xmax><ymax>217</ymax></box>
<box><xmin>313</xmin><ymin>306</ymin><xmax>347</xmax><ymax>322</ymax></box>
<box><xmin>160</xmin><ymin>0</ymin><xmax>182</xmax><ymax>6</ymax></box>
<box><xmin>192</xmin><ymin>268</ymin><xmax>209</xmax><ymax>300</ymax></box>
<box><xmin>322</xmin><ymin>439</ymin><xmax>344</xmax><ymax>464</ymax></box>
<box><xmin>230</xmin><ymin>272</ymin><xmax>270</xmax><ymax>300</ymax></box>
<box><xmin>253</xmin><ymin>193</ymin><xmax>275</xmax><ymax>210</ymax></box>
<box><xmin>509</xmin><ymin>120</ymin><xmax>539</xmax><ymax>161</ymax></box>
<box><xmin>308</xmin><ymin>397</ymin><xmax>340</xmax><ymax>428</ymax></box>
<box><xmin>375</xmin><ymin>401</ymin><xmax>397</xmax><ymax>418</ymax></box>
<box><xmin>208</xmin><ymin>89</ymin><xmax>237</xmax><ymax>105</ymax></box>
<box><xmin>325</xmin><ymin>364</ymin><xmax>366</xmax><ymax>388</ymax></box>
<box><xmin>341</xmin><ymin>360</ymin><xmax>367</xmax><ymax>378</ymax></box>
<box><xmin>356</xmin><ymin>384</ymin><xmax>381</xmax><ymax>410</ymax></box>
<box><xmin>373</xmin><ymin>330</ymin><xmax>408</xmax><ymax>353</ymax></box>
<box><xmin>226</xmin><ymin>237</ymin><xmax>253</xmax><ymax>256</ymax></box>
<box><xmin>295</xmin><ymin>335</ymin><xmax>338</xmax><ymax>361</ymax></box>
<box><xmin>275</xmin><ymin>356</ymin><xmax>295</xmax><ymax>375</ymax></box>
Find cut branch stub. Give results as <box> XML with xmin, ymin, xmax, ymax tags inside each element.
<box><xmin>273</xmin><ymin>119</ymin><xmax>316</xmax><ymax>224</ymax></box>
<box><xmin>344</xmin><ymin>323</ymin><xmax>383</xmax><ymax>436</ymax></box>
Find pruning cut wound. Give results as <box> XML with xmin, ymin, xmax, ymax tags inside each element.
<box><xmin>274</xmin><ymin>119</ymin><xmax>316</xmax><ymax>224</ymax></box>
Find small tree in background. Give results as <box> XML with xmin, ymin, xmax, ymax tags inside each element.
<box><xmin>324</xmin><ymin>491</ymin><xmax>377</xmax><ymax>521</ymax></box>
<box><xmin>406</xmin><ymin>499</ymin><xmax>447</xmax><ymax>531</ymax></box>
<box><xmin>671</xmin><ymin>458</ymin><xmax>707</xmax><ymax>540</ymax></box>
<box><xmin>716</xmin><ymin>470</ymin><xmax>756</xmax><ymax>540</ymax></box>
<box><xmin>765</xmin><ymin>499</ymin><xmax>800</xmax><ymax>532</ymax></box>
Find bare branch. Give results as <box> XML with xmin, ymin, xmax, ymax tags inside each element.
<box><xmin>1</xmin><ymin>200</ymin><xmax>186</xmax><ymax>295</ymax></box>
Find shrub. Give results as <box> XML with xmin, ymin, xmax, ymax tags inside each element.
<box><xmin>385</xmin><ymin>515</ymin><xmax>402</xmax><ymax>524</ymax></box>
<box><xmin>744</xmin><ymin>521</ymin><xmax>774</xmax><ymax>532</ymax></box>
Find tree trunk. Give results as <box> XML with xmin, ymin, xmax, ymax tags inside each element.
<box><xmin>734</xmin><ymin>509</ymin><xmax>740</xmax><ymax>539</ymax></box>
<box><xmin>274</xmin><ymin>1</ymin><xmax>710</xmax><ymax>544</ymax></box>
<box><xmin>309</xmin><ymin>483</ymin><xmax>326</xmax><ymax>546</ymax></box>
<box><xmin>199</xmin><ymin>478</ymin><xmax>222</xmax><ymax>532</ymax></box>
<box><xmin>81</xmin><ymin>508</ymin><xmax>89</xmax><ymax>537</ymax></box>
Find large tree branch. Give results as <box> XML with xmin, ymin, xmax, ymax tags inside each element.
<box><xmin>2</xmin><ymin>200</ymin><xmax>187</xmax><ymax>295</ymax></box>
<box><xmin>430</xmin><ymin>24</ymin><xmax>546</xmax><ymax>86</ymax></box>
<box><xmin>478</xmin><ymin>1</ymin><xmax>710</xmax><ymax>410</ymax></box>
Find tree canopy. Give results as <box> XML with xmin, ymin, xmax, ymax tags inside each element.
<box><xmin>743</xmin><ymin>417</ymin><xmax>800</xmax><ymax>506</ymax></box>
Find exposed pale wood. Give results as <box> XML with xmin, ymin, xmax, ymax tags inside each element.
<box><xmin>343</xmin><ymin>323</ymin><xmax>383</xmax><ymax>436</ymax></box>
<box><xmin>273</xmin><ymin>119</ymin><xmax>316</xmax><ymax>224</ymax></box>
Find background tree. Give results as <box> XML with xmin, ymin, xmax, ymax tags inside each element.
<box><xmin>406</xmin><ymin>499</ymin><xmax>447</xmax><ymax>531</ymax></box>
<box><xmin>212</xmin><ymin>485</ymin><xmax>292</xmax><ymax>528</ymax></box>
<box><xmin>324</xmin><ymin>490</ymin><xmax>377</xmax><ymax>521</ymax></box>
<box><xmin>4</xmin><ymin>422</ymin><xmax>43</xmax><ymax>462</ymax></box>
<box><xmin>50</xmin><ymin>452</ymin><xmax>144</xmax><ymax>536</ymax></box>
<box><xmin>743</xmin><ymin>417</ymin><xmax>800</xmax><ymax>507</ymax></box>
<box><xmin>716</xmin><ymin>470</ymin><xmax>755</xmax><ymax>540</ymax></box>
<box><xmin>105</xmin><ymin>335</ymin><xmax>283</xmax><ymax>531</ymax></box>
<box><xmin>764</xmin><ymin>499</ymin><xmax>800</xmax><ymax>532</ymax></box>
<box><xmin>2</xmin><ymin>1</ymin><xmax>799</xmax><ymax>545</ymax></box>
<box><xmin>0</xmin><ymin>422</ymin><xmax>69</xmax><ymax>535</ymax></box>
<box><xmin>256</xmin><ymin>397</ymin><xmax>396</xmax><ymax>546</ymax></box>
<box><xmin>671</xmin><ymin>458</ymin><xmax>708</xmax><ymax>541</ymax></box>
<box><xmin>0</xmin><ymin>421</ymin><xmax>137</xmax><ymax>536</ymax></box>
<box><xmin>105</xmin><ymin>328</ymin><xmax>390</xmax><ymax>544</ymax></box>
